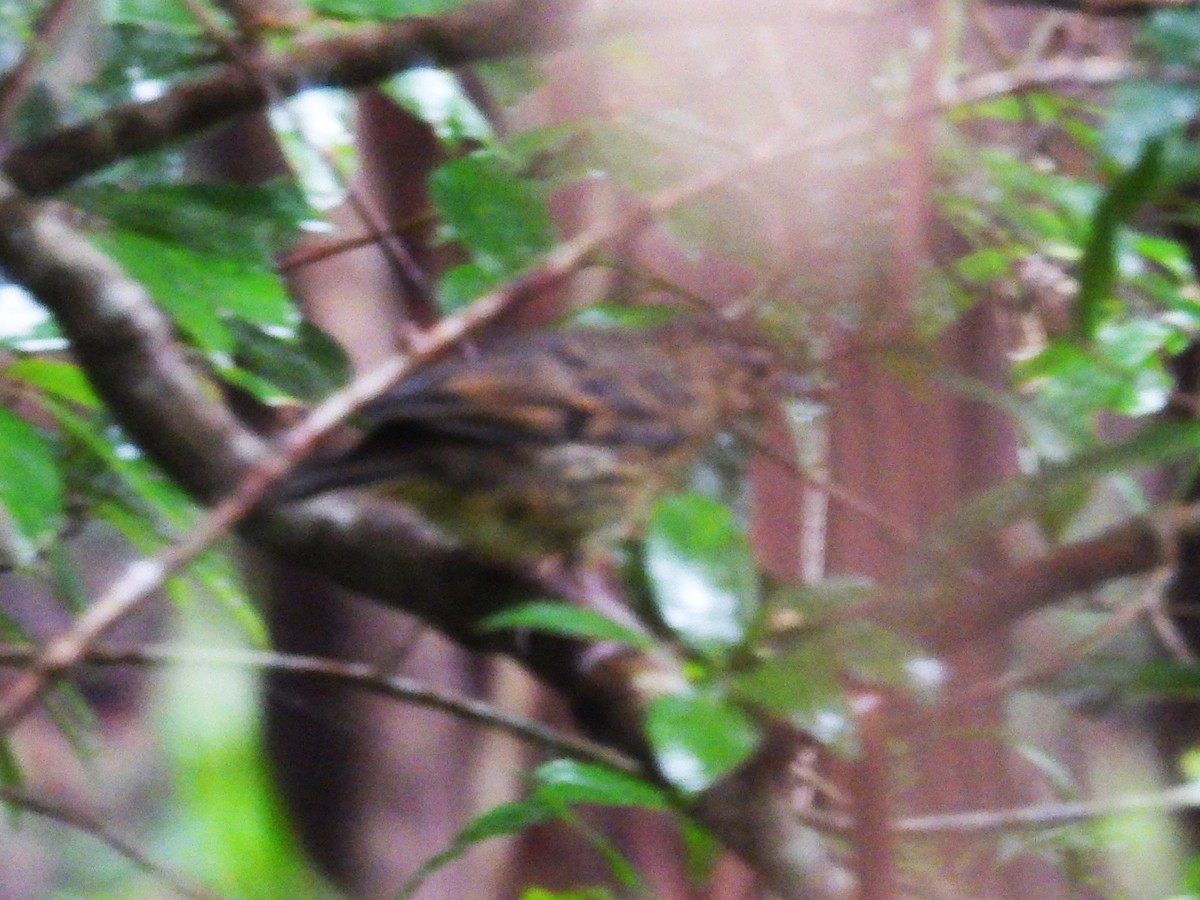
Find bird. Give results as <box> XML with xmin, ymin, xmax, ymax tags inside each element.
<box><xmin>275</xmin><ymin>318</ymin><xmax>768</xmax><ymax>564</ymax></box>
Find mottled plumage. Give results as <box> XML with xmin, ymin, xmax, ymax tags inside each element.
<box><xmin>279</xmin><ymin>322</ymin><xmax>764</xmax><ymax>561</ymax></box>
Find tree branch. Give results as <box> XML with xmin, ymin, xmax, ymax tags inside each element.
<box><xmin>0</xmin><ymin>643</ymin><xmax>641</xmax><ymax>774</ymax></box>
<box><xmin>2</xmin><ymin>0</ymin><xmax>578</xmax><ymax>195</ymax></box>
<box><xmin>2</xmin><ymin>0</ymin><xmax>1151</xmax><ymax>199</ymax></box>
<box><xmin>855</xmin><ymin>507</ymin><xmax>1189</xmax><ymax>651</ymax></box>
<box><xmin>0</xmin><ymin>785</ymin><xmax>223</xmax><ymax>900</ymax></box>
<box><xmin>986</xmin><ymin>0</ymin><xmax>1193</xmax><ymax>16</ymax></box>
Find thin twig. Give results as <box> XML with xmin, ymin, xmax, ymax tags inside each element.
<box><xmin>0</xmin><ymin>0</ymin><xmax>80</xmax><ymax>135</ymax></box>
<box><xmin>0</xmin><ymin>785</ymin><xmax>224</xmax><ymax>900</ymax></box>
<box><xmin>0</xmin><ymin>643</ymin><xmax>642</xmax><ymax>774</ymax></box>
<box><xmin>176</xmin><ymin>0</ymin><xmax>437</xmax><ymax>324</ymax></box>
<box><xmin>948</xmin><ymin>567</ymin><xmax>1174</xmax><ymax>706</ymax></box>
<box><xmin>896</xmin><ymin>781</ymin><xmax>1200</xmax><ymax>835</ymax></box>
<box><xmin>986</xmin><ymin>0</ymin><xmax>1193</xmax><ymax>15</ymax></box>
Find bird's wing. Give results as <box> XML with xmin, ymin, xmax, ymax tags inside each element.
<box><xmin>357</xmin><ymin>332</ymin><xmax>689</xmax><ymax>450</ymax></box>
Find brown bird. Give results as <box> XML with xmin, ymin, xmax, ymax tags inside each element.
<box><xmin>277</xmin><ymin>319</ymin><xmax>767</xmax><ymax>563</ymax></box>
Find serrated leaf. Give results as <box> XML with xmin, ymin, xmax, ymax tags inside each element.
<box><xmin>644</xmin><ymin>493</ymin><xmax>758</xmax><ymax>662</ymax></box>
<box><xmin>430</xmin><ymin>152</ymin><xmax>555</xmax><ymax>275</ymax></box>
<box><xmin>534</xmin><ymin>759</ymin><xmax>668</xmax><ymax>810</ymax></box>
<box><xmin>645</xmin><ymin>690</ymin><xmax>760</xmax><ymax>796</ymax></box>
<box><xmin>479</xmin><ymin>601</ymin><xmax>653</xmax><ymax>650</ymax></box>
<box><xmin>0</xmin><ymin>408</ymin><xmax>62</xmax><ymax>565</ymax></box>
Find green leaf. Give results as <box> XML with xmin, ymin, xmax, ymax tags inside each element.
<box><xmin>479</xmin><ymin>601</ymin><xmax>653</xmax><ymax>650</ymax></box>
<box><xmin>461</xmin><ymin>796</ymin><xmax>558</xmax><ymax>842</ymax></box>
<box><xmin>430</xmin><ymin>152</ymin><xmax>555</xmax><ymax>275</ymax></box>
<box><xmin>304</xmin><ymin>0</ymin><xmax>469</xmax><ymax>20</ymax></box>
<box><xmin>398</xmin><ymin>797</ymin><xmax>556</xmax><ymax>900</ymax></box>
<box><xmin>0</xmin><ymin>408</ymin><xmax>63</xmax><ymax>565</ymax></box>
<box><xmin>101</xmin><ymin>0</ymin><xmax>222</xmax><ymax>31</ymax></box>
<box><xmin>437</xmin><ymin>262</ymin><xmax>501</xmax><ymax>311</ymax></box>
<box><xmin>768</xmin><ymin>576</ymin><xmax>876</xmax><ymax>620</ymax></box>
<box><xmin>167</xmin><ymin>548</ymin><xmax>267</xmax><ymax>648</ymax></box>
<box><xmin>45</xmin><ymin>400</ymin><xmax>195</xmax><ymax>531</ymax></box>
<box><xmin>644</xmin><ymin>493</ymin><xmax>759</xmax><ymax>662</ymax></box>
<box><xmin>94</xmin><ymin>230</ymin><xmax>297</xmax><ymax>355</ymax></box>
<box><xmin>1076</xmin><ymin>138</ymin><xmax>1164</xmax><ymax>339</ymax></box>
<box><xmin>954</xmin><ymin>247</ymin><xmax>1018</xmax><ymax>284</ymax></box>
<box><xmin>45</xmin><ymin>540</ymin><xmax>89</xmax><ymax>613</ymax></box>
<box><xmin>226</xmin><ymin>318</ymin><xmax>351</xmax><ymax>403</ymax></box>
<box><xmin>0</xmin><ymin>737</ymin><xmax>21</xmax><ymax>793</ymax></box>
<box><xmin>40</xmin><ymin>683</ymin><xmax>99</xmax><ymax>771</ymax></box>
<box><xmin>920</xmin><ymin>419</ymin><xmax>1200</xmax><ymax>577</ymax></box>
<box><xmin>566</xmin><ymin>303</ymin><xmax>686</xmax><ymax>332</ymax></box>
<box><xmin>679</xmin><ymin>818</ymin><xmax>722</xmax><ymax>887</ymax></box>
<box><xmin>645</xmin><ymin>690</ymin><xmax>761</xmax><ymax>796</ymax></box>
<box><xmin>1184</xmin><ymin>852</ymin><xmax>1200</xmax><ymax>895</ymax></box>
<box><xmin>1131</xmin><ymin>232</ymin><xmax>1195</xmax><ymax>281</ymax></box>
<box><xmin>502</xmin><ymin>124</ymin><xmax>580</xmax><ymax>176</ymax></box>
<box><xmin>73</xmin><ymin>181</ymin><xmax>311</xmax><ymax>265</ymax></box>
<box><xmin>829</xmin><ymin>621</ymin><xmax>928</xmax><ymax>692</ymax></box>
<box><xmin>1132</xmin><ymin>660</ymin><xmax>1200</xmax><ymax>698</ymax></box>
<box><xmin>1103</xmin><ymin>80</ymin><xmax>1200</xmax><ymax>171</ymax></box>
<box><xmin>733</xmin><ymin>643</ymin><xmax>856</xmax><ymax>754</ymax></box>
<box><xmin>156</xmin><ymin>609</ymin><xmax>325</xmax><ymax>897</ymax></box>
<box><xmin>384</xmin><ymin>68</ymin><xmax>492</xmax><ymax>146</ymax></box>
<box><xmin>1142</xmin><ymin>9</ymin><xmax>1200</xmax><ymax>65</ymax></box>
<box><xmin>4</xmin><ymin>359</ymin><xmax>100</xmax><ymax>408</ymax></box>
<box><xmin>533</xmin><ymin>760</ymin><xmax>668</xmax><ymax>811</ymax></box>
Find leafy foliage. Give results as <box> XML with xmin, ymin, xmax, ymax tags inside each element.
<box><xmin>7</xmin><ymin>1</ymin><xmax>1200</xmax><ymax>897</ymax></box>
<box><xmin>430</xmin><ymin>150</ymin><xmax>557</xmax><ymax>309</ymax></box>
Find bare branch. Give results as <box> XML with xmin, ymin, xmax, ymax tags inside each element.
<box><xmin>854</xmin><ymin>505</ymin><xmax>1198</xmax><ymax>651</ymax></box>
<box><xmin>0</xmin><ymin>642</ymin><xmax>641</xmax><ymax>773</ymax></box>
<box><xmin>0</xmin><ymin>785</ymin><xmax>224</xmax><ymax>900</ymax></box>
<box><xmin>897</xmin><ymin>781</ymin><xmax>1200</xmax><ymax>834</ymax></box>
<box><xmin>986</xmin><ymin>0</ymin><xmax>1193</xmax><ymax>16</ymax></box>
